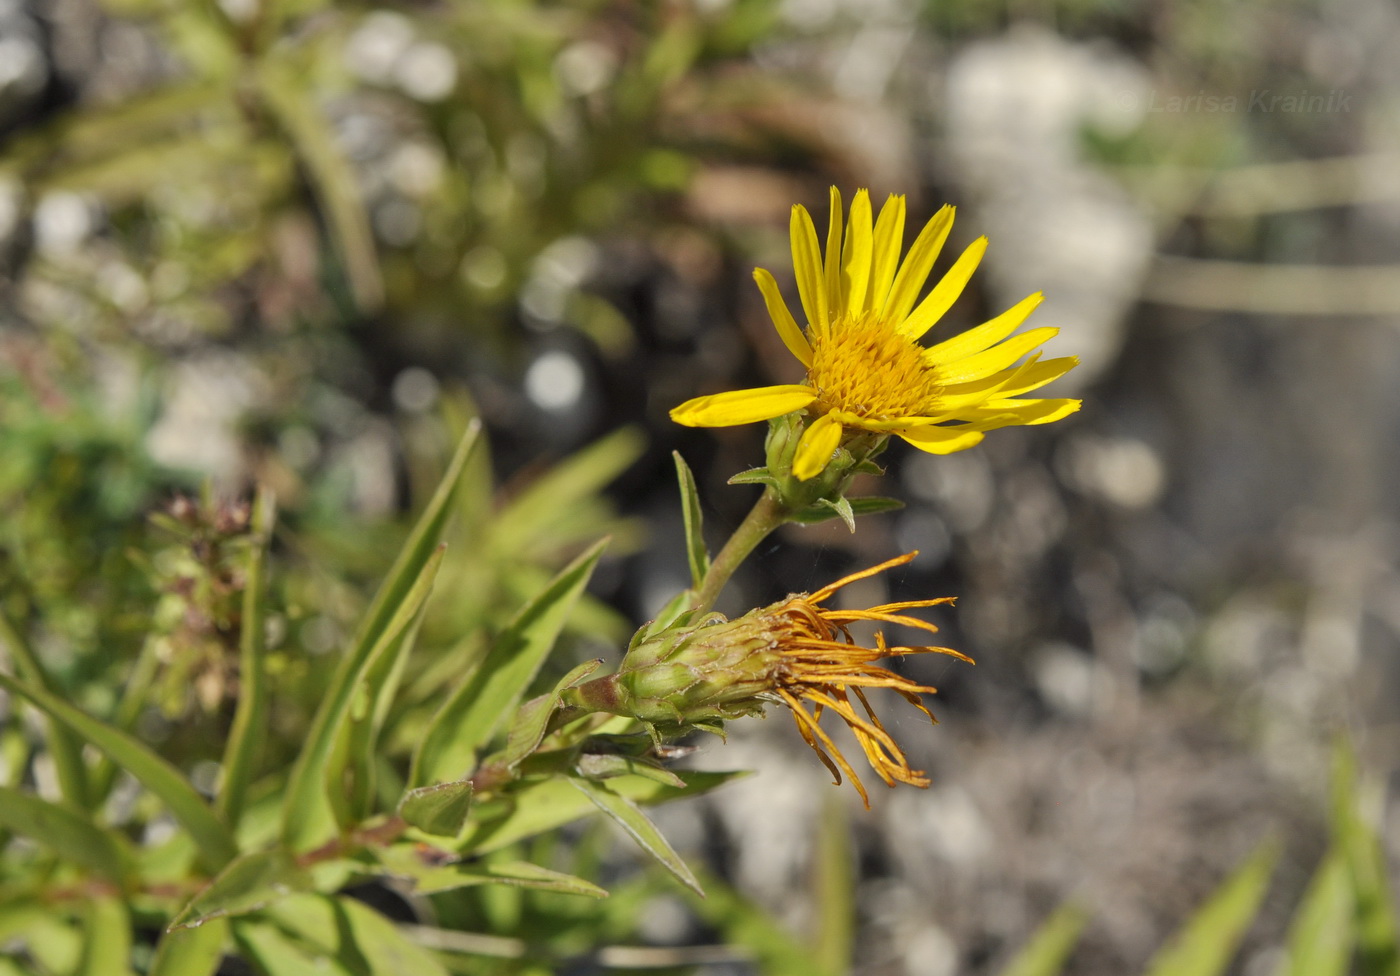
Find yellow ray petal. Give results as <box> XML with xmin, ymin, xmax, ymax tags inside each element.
<box><xmin>841</xmin><ymin>188</ymin><xmax>873</xmax><ymax>316</ymax></box>
<box><xmin>792</xmin><ymin>411</ymin><xmax>843</xmax><ymax>480</ymax></box>
<box><xmin>753</xmin><ymin>268</ymin><xmax>813</xmax><ymax>367</ymax></box>
<box><xmin>823</xmin><ymin>186</ymin><xmax>844</xmax><ymax>320</ymax></box>
<box><xmin>941</xmin><ymin>355</ymin><xmax>1077</xmax><ymax>400</ymax></box>
<box><xmin>791</xmin><ymin>204</ymin><xmax>828</xmax><ymax>332</ymax></box>
<box><xmin>923</xmin><ymin>292</ymin><xmax>1043</xmax><ymax>364</ymax></box>
<box><xmin>897</xmin><ymin>236</ymin><xmax>988</xmax><ymax>340</ymax></box>
<box><xmin>955</xmin><ymin>398</ymin><xmax>1082</xmax><ymax>426</ymax></box>
<box><xmin>670</xmin><ymin>385</ymin><xmax>816</xmax><ymax>427</ymax></box>
<box><xmin>882</xmin><ymin>204</ymin><xmax>954</xmax><ymax>326</ymax></box>
<box><xmin>897</xmin><ymin>425</ymin><xmax>986</xmax><ymax>455</ymax></box>
<box><xmin>869</xmin><ymin>193</ymin><xmax>906</xmax><ymax>314</ymax></box>
<box><xmin>929</xmin><ymin>326</ymin><xmax>1059</xmax><ymax>385</ymax></box>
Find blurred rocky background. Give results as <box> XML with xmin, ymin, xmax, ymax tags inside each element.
<box><xmin>3</xmin><ymin>0</ymin><xmax>1400</xmax><ymax>973</ymax></box>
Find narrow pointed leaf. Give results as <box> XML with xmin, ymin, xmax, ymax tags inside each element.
<box><xmin>0</xmin><ymin>787</ymin><xmax>133</xmax><ymax>883</ymax></box>
<box><xmin>255</xmin><ymin>62</ymin><xmax>382</xmax><ymax>312</ymax></box>
<box><xmin>789</xmin><ymin>497</ymin><xmax>902</xmax><ymax>526</ymax></box>
<box><xmin>375</xmin><ymin>846</ymin><xmax>607</xmax><ymax>898</ymax></box>
<box><xmin>399</xmin><ymin>782</ymin><xmax>474</xmax><ymax>838</ymax></box>
<box><xmin>78</xmin><ymin>897</ymin><xmax>133</xmax><ymax>976</ymax></box>
<box><xmin>0</xmin><ymin>672</ymin><xmax>237</xmax><ymax>869</ymax></box>
<box><xmin>170</xmin><ymin>849</ymin><xmax>313</xmax><ymax>930</ymax></box>
<box><xmin>412</xmin><ymin>540</ymin><xmax>607</xmax><ymax>787</ymax></box>
<box><xmin>996</xmin><ymin>902</ymin><xmax>1089</xmax><ymax>976</ymax></box>
<box><xmin>281</xmin><ymin>423</ymin><xmax>479</xmax><ymax>850</ymax></box>
<box><xmin>459</xmin><ymin>770</ymin><xmax>745</xmax><ymax>855</ymax></box>
<box><xmin>1143</xmin><ymin>838</ymin><xmax>1280</xmax><ymax>976</ymax></box>
<box><xmin>0</xmin><ymin>611</ymin><xmax>89</xmax><ymax>806</ymax></box>
<box><xmin>265</xmin><ymin>895</ymin><xmax>452</xmax><ymax>976</ymax></box>
<box><xmin>281</xmin><ymin>547</ymin><xmax>446</xmax><ymax>851</ymax></box>
<box><xmin>571</xmin><ymin>778</ymin><xmax>701</xmax><ymax>895</ymax></box>
<box><xmin>492</xmin><ymin>427</ymin><xmax>645</xmax><ymax>549</ymax></box>
<box><xmin>496</xmin><ymin>658</ymin><xmax>603</xmax><ymax>771</ymax></box>
<box><xmin>575</xmin><ymin>753</ymin><xmax>686</xmax><ymax>788</ymax></box>
<box><xmin>233</xmin><ymin>919</ymin><xmax>356</xmax><ymax>976</ymax></box>
<box><xmin>674</xmin><ymin>451</ymin><xmax>710</xmax><ymax>590</ymax></box>
<box><xmin>727</xmin><ymin>467</ymin><xmax>778</xmax><ymax>486</ymax></box>
<box><xmin>218</xmin><ymin>486</ymin><xmax>275</xmax><ymax>828</ymax></box>
<box><xmin>1278</xmin><ymin>850</ymin><xmax>1353</xmax><ymax>976</ymax></box>
<box><xmin>1331</xmin><ymin>743</ymin><xmax>1400</xmax><ymax>976</ymax></box>
<box><xmin>149</xmin><ymin>919</ymin><xmax>228</xmax><ymax>976</ymax></box>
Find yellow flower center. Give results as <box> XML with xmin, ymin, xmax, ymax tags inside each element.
<box><xmin>806</xmin><ymin>313</ymin><xmax>943</xmax><ymax>424</ymax></box>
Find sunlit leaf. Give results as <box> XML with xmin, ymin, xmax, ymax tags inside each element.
<box><xmin>264</xmin><ymin>894</ymin><xmax>451</xmax><ymax>976</ymax></box>
<box><xmin>281</xmin><ymin>544</ymin><xmax>445</xmax><ymax>851</ymax></box>
<box><xmin>0</xmin><ymin>787</ymin><xmax>134</xmax><ymax>884</ymax></box>
<box><xmin>1278</xmin><ymin>849</ymin><xmax>1353</xmax><ymax>976</ymax></box>
<box><xmin>375</xmin><ymin>845</ymin><xmax>607</xmax><ymax>898</ymax></box>
<box><xmin>219</xmin><ymin>486</ymin><xmax>275</xmax><ymax>829</ymax></box>
<box><xmin>673</xmin><ymin>451</ymin><xmax>710</xmax><ymax>589</ymax></box>
<box><xmin>458</xmin><ymin>770</ymin><xmax>745</xmax><ymax>855</ymax></box>
<box><xmin>996</xmin><ymin>902</ymin><xmax>1089</xmax><ymax>976</ymax></box>
<box><xmin>571</xmin><ymin>778</ymin><xmax>701</xmax><ymax>895</ymax></box>
<box><xmin>412</xmin><ymin>540</ymin><xmax>607</xmax><ymax>787</ymax></box>
<box><xmin>171</xmin><ymin>849</ymin><xmax>313</xmax><ymax>930</ymax></box>
<box><xmin>1143</xmin><ymin>837</ymin><xmax>1279</xmax><ymax>976</ymax></box>
<box><xmin>78</xmin><ymin>898</ymin><xmax>134</xmax><ymax>976</ymax></box>
<box><xmin>149</xmin><ymin>919</ymin><xmax>229</xmax><ymax>976</ymax></box>
<box><xmin>399</xmin><ymin>781</ymin><xmax>474</xmax><ymax>837</ymax></box>
<box><xmin>0</xmin><ymin>672</ymin><xmax>237</xmax><ymax>870</ymax></box>
<box><xmin>1331</xmin><ymin>742</ymin><xmax>1400</xmax><ymax>976</ymax></box>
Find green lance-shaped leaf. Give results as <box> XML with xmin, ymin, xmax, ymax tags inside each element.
<box><xmin>399</xmin><ymin>781</ymin><xmax>474</xmax><ymax>838</ymax></box>
<box><xmin>264</xmin><ymin>894</ymin><xmax>451</xmax><ymax>976</ymax></box>
<box><xmin>340</xmin><ymin>607</ymin><xmax>429</xmax><ymax>824</ymax></box>
<box><xmin>490</xmin><ymin>427</ymin><xmax>645</xmax><ymax>551</ymax></box>
<box><xmin>218</xmin><ymin>486</ymin><xmax>275</xmax><ymax>829</ymax></box>
<box><xmin>996</xmin><ymin>902</ymin><xmax>1090</xmax><ymax>976</ymax></box>
<box><xmin>459</xmin><ymin>770</ymin><xmax>745</xmax><ymax>855</ymax></box>
<box><xmin>338</xmin><ymin>421</ymin><xmax>480</xmax><ymax>820</ymax></box>
<box><xmin>673</xmin><ymin>451</ymin><xmax>710</xmax><ymax>589</ymax></box>
<box><xmin>0</xmin><ymin>610</ymin><xmax>89</xmax><ymax>807</ymax></box>
<box><xmin>374</xmin><ymin>845</ymin><xmax>607</xmax><ymax>898</ymax></box>
<box><xmin>1278</xmin><ymin>849</ymin><xmax>1354</xmax><ymax>976</ymax></box>
<box><xmin>232</xmin><ymin>919</ymin><xmax>356</xmax><ymax>976</ymax></box>
<box><xmin>149</xmin><ymin>919</ymin><xmax>229</xmax><ymax>976</ymax></box>
<box><xmin>494</xmin><ymin>657</ymin><xmax>603</xmax><ymax>772</ymax></box>
<box><xmin>0</xmin><ymin>672</ymin><xmax>238</xmax><ymax>870</ymax></box>
<box><xmin>1143</xmin><ymin>837</ymin><xmax>1280</xmax><ymax>976</ymax></box>
<box><xmin>788</xmin><ymin>496</ymin><xmax>904</xmax><ymax>530</ymax></box>
<box><xmin>728</xmin><ymin>466</ymin><xmax>778</xmax><ymax>487</ymax></box>
<box><xmin>254</xmin><ymin>60</ymin><xmax>382</xmax><ymax>313</ymax></box>
<box><xmin>571</xmin><ymin>778</ymin><xmax>701</xmax><ymax>895</ymax></box>
<box><xmin>0</xmin><ymin>787</ymin><xmax>134</xmax><ymax>884</ymax></box>
<box><xmin>281</xmin><ymin>546</ymin><xmax>446</xmax><ymax>851</ymax></box>
<box><xmin>411</xmin><ymin>539</ymin><xmax>608</xmax><ymax>787</ymax></box>
<box><xmin>575</xmin><ymin>753</ymin><xmax>686</xmax><ymax>789</ymax></box>
<box><xmin>78</xmin><ymin>897</ymin><xmax>134</xmax><ymax>976</ymax></box>
<box><xmin>1331</xmin><ymin>742</ymin><xmax>1400</xmax><ymax>976</ymax></box>
<box><xmin>170</xmin><ymin>849</ymin><xmax>314</xmax><ymax>930</ymax></box>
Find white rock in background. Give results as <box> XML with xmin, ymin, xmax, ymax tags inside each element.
<box><xmin>944</xmin><ymin>25</ymin><xmax>1155</xmax><ymax>389</ymax></box>
<box><xmin>145</xmin><ymin>353</ymin><xmax>267</xmax><ymax>484</ymax></box>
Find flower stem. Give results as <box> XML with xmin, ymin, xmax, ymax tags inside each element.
<box><xmin>695</xmin><ymin>487</ymin><xmax>790</xmax><ymax>612</ymax></box>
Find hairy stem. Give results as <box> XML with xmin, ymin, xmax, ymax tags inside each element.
<box><xmin>694</xmin><ymin>488</ymin><xmax>790</xmax><ymax>612</ymax></box>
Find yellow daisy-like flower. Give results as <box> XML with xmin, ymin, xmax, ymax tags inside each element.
<box><xmin>670</xmin><ymin>187</ymin><xmax>1081</xmax><ymax>479</ymax></box>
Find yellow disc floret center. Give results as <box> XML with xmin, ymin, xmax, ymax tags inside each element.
<box><xmin>806</xmin><ymin>313</ymin><xmax>943</xmax><ymax>425</ymax></box>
